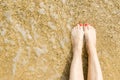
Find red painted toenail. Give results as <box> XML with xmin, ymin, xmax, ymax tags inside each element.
<box><xmin>84</xmin><ymin>23</ymin><xmax>88</xmax><ymax>26</ymax></box>
<box><xmin>79</xmin><ymin>23</ymin><xmax>83</xmax><ymax>26</ymax></box>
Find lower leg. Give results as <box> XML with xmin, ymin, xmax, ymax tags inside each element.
<box><xmin>84</xmin><ymin>24</ymin><xmax>103</xmax><ymax>80</ymax></box>
<box><xmin>69</xmin><ymin>24</ymin><xmax>84</xmax><ymax>80</ymax></box>
<box><xmin>88</xmin><ymin>47</ymin><xmax>103</xmax><ymax>80</ymax></box>
<box><xmin>69</xmin><ymin>50</ymin><xmax>84</xmax><ymax>80</ymax></box>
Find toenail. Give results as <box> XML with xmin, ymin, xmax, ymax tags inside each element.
<box><xmin>84</xmin><ymin>23</ymin><xmax>88</xmax><ymax>27</ymax></box>
<box><xmin>79</xmin><ymin>23</ymin><xmax>83</xmax><ymax>26</ymax></box>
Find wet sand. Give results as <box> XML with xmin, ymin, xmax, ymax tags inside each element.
<box><xmin>0</xmin><ymin>0</ymin><xmax>120</xmax><ymax>80</ymax></box>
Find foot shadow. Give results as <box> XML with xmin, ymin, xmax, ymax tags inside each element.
<box><xmin>60</xmin><ymin>48</ymin><xmax>72</xmax><ymax>80</ymax></box>
<box><xmin>82</xmin><ymin>42</ymin><xmax>88</xmax><ymax>80</ymax></box>
<box><xmin>60</xmin><ymin>43</ymin><xmax>88</xmax><ymax>80</ymax></box>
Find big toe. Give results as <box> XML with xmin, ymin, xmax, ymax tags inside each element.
<box><xmin>73</xmin><ymin>24</ymin><xmax>83</xmax><ymax>31</ymax></box>
<box><xmin>79</xmin><ymin>24</ymin><xmax>84</xmax><ymax>31</ymax></box>
<box><xmin>87</xmin><ymin>25</ymin><xmax>96</xmax><ymax>32</ymax></box>
<box><xmin>71</xmin><ymin>25</ymin><xmax>79</xmax><ymax>35</ymax></box>
<box><xmin>84</xmin><ymin>24</ymin><xmax>89</xmax><ymax>32</ymax></box>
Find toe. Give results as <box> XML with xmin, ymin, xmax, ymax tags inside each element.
<box><xmin>87</xmin><ymin>25</ymin><xmax>90</xmax><ymax>30</ymax></box>
<box><xmin>79</xmin><ymin>23</ymin><xmax>83</xmax><ymax>26</ymax></box>
<box><xmin>79</xmin><ymin>23</ymin><xmax>83</xmax><ymax>29</ymax></box>
<box><xmin>84</xmin><ymin>25</ymin><xmax>88</xmax><ymax>32</ymax></box>
<box><xmin>80</xmin><ymin>25</ymin><xmax>83</xmax><ymax>31</ymax></box>
<box><xmin>81</xmin><ymin>27</ymin><xmax>84</xmax><ymax>32</ymax></box>
<box><xmin>72</xmin><ymin>26</ymin><xmax>78</xmax><ymax>35</ymax></box>
<box><xmin>88</xmin><ymin>25</ymin><xmax>95</xmax><ymax>31</ymax></box>
<box><xmin>77</xmin><ymin>24</ymin><xmax>80</xmax><ymax>29</ymax></box>
<box><xmin>80</xmin><ymin>26</ymin><xmax>83</xmax><ymax>32</ymax></box>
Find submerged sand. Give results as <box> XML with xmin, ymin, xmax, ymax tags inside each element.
<box><xmin>0</xmin><ymin>0</ymin><xmax>120</xmax><ymax>80</ymax></box>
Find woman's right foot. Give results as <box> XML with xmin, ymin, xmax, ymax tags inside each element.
<box><xmin>84</xmin><ymin>24</ymin><xmax>96</xmax><ymax>55</ymax></box>
<box><xmin>71</xmin><ymin>24</ymin><xmax>84</xmax><ymax>56</ymax></box>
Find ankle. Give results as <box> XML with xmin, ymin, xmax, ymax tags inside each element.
<box><xmin>73</xmin><ymin>48</ymin><xmax>82</xmax><ymax>56</ymax></box>
<box><xmin>86</xmin><ymin>43</ymin><xmax>96</xmax><ymax>50</ymax></box>
<box><xmin>87</xmin><ymin>45</ymin><xmax>97</xmax><ymax>56</ymax></box>
<box><xmin>73</xmin><ymin>45</ymin><xmax>82</xmax><ymax>51</ymax></box>
<box><xmin>73</xmin><ymin>52</ymin><xmax>82</xmax><ymax>59</ymax></box>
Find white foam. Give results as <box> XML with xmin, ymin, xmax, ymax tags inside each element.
<box><xmin>60</xmin><ymin>40</ymin><xmax>65</xmax><ymax>48</ymax></box>
<box><xmin>69</xmin><ymin>10</ymin><xmax>74</xmax><ymax>15</ymax></box>
<box><xmin>29</xmin><ymin>2</ymin><xmax>35</xmax><ymax>12</ymax></box>
<box><xmin>22</xmin><ymin>58</ymin><xmax>28</xmax><ymax>65</ymax></box>
<box><xmin>15</xmin><ymin>24</ymin><xmax>32</xmax><ymax>40</ymax></box>
<box><xmin>38</xmin><ymin>8</ymin><xmax>46</xmax><ymax>14</ymax></box>
<box><xmin>4</xmin><ymin>38</ymin><xmax>15</xmax><ymax>45</ymax></box>
<box><xmin>29</xmin><ymin>7</ymin><xmax>34</xmax><ymax>12</ymax></box>
<box><xmin>12</xmin><ymin>48</ymin><xmax>22</xmax><ymax>76</ymax></box>
<box><xmin>30</xmin><ymin>18</ymin><xmax>37</xmax><ymax>26</ymax></box>
<box><xmin>60</xmin><ymin>37</ymin><xmax>69</xmax><ymax>48</ymax></box>
<box><xmin>49</xmin><ymin>37</ymin><xmax>57</xmax><ymax>49</ymax></box>
<box><xmin>15</xmin><ymin>24</ymin><xmax>27</xmax><ymax>40</ymax></box>
<box><xmin>49</xmin><ymin>5</ymin><xmax>54</xmax><ymax>12</ymax></box>
<box><xmin>34</xmin><ymin>46</ymin><xmax>48</xmax><ymax>57</ymax></box>
<box><xmin>4</xmin><ymin>10</ymin><xmax>13</xmax><ymax>23</ymax></box>
<box><xmin>34</xmin><ymin>47</ymin><xmax>41</xmax><ymax>56</ymax></box>
<box><xmin>12</xmin><ymin>63</ymin><xmax>16</xmax><ymax>76</ymax></box>
<box><xmin>0</xmin><ymin>28</ymin><xmax>6</xmax><ymax>36</ymax></box>
<box><xmin>47</xmin><ymin>22</ymin><xmax>56</xmax><ymax>30</ymax></box>
<box><xmin>50</xmin><ymin>12</ymin><xmax>58</xmax><ymax>19</ymax></box>
<box><xmin>26</xmin><ymin>30</ymin><xmax>32</xmax><ymax>40</ymax></box>
<box><xmin>8</xmin><ymin>17</ymin><xmax>13</xmax><ymax>23</ymax></box>
<box><xmin>13</xmin><ymin>48</ymin><xmax>22</xmax><ymax>62</ymax></box>
<box><xmin>31</xmin><ymin>25</ymin><xmax>39</xmax><ymax>41</ymax></box>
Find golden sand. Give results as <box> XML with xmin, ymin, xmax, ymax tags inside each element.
<box><xmin>0</xmin><ymin>0</ymin><xmax>120</xmax><ymax>80</ymax></box>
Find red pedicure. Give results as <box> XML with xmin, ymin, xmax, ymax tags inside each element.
<box><xmin>79</xmin><ymin>23</ymin><xmax>83</xmax><ymax>26</ymax></box>
<box><xmin>84</xmin><ymin>23</ymin><xmax>88</xmax><ymax>27</ymax></box>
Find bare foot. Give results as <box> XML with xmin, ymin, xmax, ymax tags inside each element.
<box><xmin>71</xmin><ymin>24</ymin><xmax>84</xmax><ymax>55</ymax></box>
<box><xmin>84</xmin><ymin>24</ymin><xmax>96</xmax><ymax>54</ymax></box>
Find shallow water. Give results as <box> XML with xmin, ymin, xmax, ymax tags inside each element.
<box><xmin>0</xmin><ymin>0</ymin><xmax>120</xmax><ymax>80</ymax></box>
